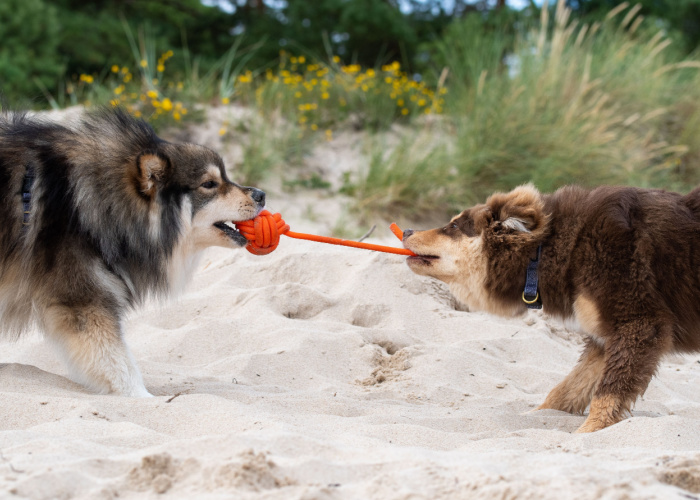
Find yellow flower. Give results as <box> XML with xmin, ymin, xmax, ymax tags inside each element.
<box><xmin>397</xmin><ymin>98</ymin><xmax>404</xmax><ymax>106</ymax></box>
<box><xmin>111</xmin><ymin>65</ymin><xmax>119</xmax><ymax>73</ymax></box>
<box><xmin>151</xmin><ymin>100</ymin><xmax>161</xmax><ymax>108</ymax></box>
<box><xmin>298</xmin><ymin>116</ymin><xmax>307</xmax><ymax>124</ymax></box>
<box><xmin>177</xmin><ymin>82</ymin><xmax>184</xmax><ymax>90</ymax></box>
<box><xmin>332</xmin><ymin>55</ymin><xmax>340</xmax><ymax>63</ymax></box>
<box><xmin>401</xmin><ymin>108</ymin><xmax>409</xmax><ymax>115</ymax></box>
<box><xmin>79</xmin><ymin>74</ymin><xmax>94</xmax><ymax>84</ymax></box>
<box><xmin>418</xmin><ymin>99</ymin><xmax>426</xmax><ymax>107</ymax></box>
<box><xmin>173</xmin><ymin>112</ymin><xmax>181</xmax><ymax>121</ymax></box>
<box><xmin>140</xmin><ymin>60</ymin><xmax>148</xmax><ymax>68</ymax></box>
<box><xmin>222</xmin><ymin>97</ymin><xmax>230</xmax><ymax>104</ymax></box>
<box><xmin>114</xmin><ymin>85</ymin><xmax>124</xmax><ymax>95</ymax></box>
<box><xmin>133</xmin><ymin>110</ymin><xmax>142</xmax><ymax>118</ymax></box>
<box><xmin>325</xmin><ymin>129</ymin><xmax>333</xmax><ymax>141</ymax></box>
<box><xmin>361</xmin><ymin>84</ymin><xmax>369</xmax><ymax>92</ymax></box>
<box><xmin>321</xmin><ymin>92</ymin><xmax>330</xmax><ymax>100</ymax></box>
<box><xmin>290</xmin><ymin>57</ymin><xmax>298</xmax><ymax>64</ymax></box>
<box><xmin>219</xmin><ymin>128</ymin><xmax>227</xmax><ymax>136</ymax></box>
<box><xmin>310</xmin><ymin>124</ymin><xmax>318</xmax><ymax>131</ymax></box>
<box><xmin>385</xmin><ymin>77</ymin><xmax>393</xmax><ymax>84</ymax></box>
<box><xmin>157</xmin><ymin>64</ymin><xmax>165</xmax><ymax>72</ymax></box>
<box><xmin>161</xmin><ymin>98</ymin><xmax>173</xmax><ymax>111</ymax></box>
<box><xmin>294</xmin><ymin>91</ymin><xmax>302</xmax><ymax>98</ymax></box>
<box><xmin>147</xmin><ymin>90</ymin><xmax>158</xmax><ymax>99</ymax></box>
<box><xmin>123</xmin><ymin>73</ymin><xmax>132</xmax><ymax>83</ymax></box>
<box><xmin>366</xmin><ymin>69</ymin><xmax>375</xmax><ymax>77</ymax></box>
<box><xmin>298</xmin><ymin>55</ymin><xmax>306</xmax><ymax>63</ymax></box>
<box><xmin>109</xmin><ymin>99</ymin><xmax>119</xmax><ymax>107</ymax></box>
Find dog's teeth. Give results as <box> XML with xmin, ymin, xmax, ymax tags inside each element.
<box><xmin>223</xmin><ymin>221</ymin><xmax>236</xmax><ymax>229</ymax></box>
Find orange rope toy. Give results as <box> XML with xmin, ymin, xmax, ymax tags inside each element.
<box><xmin>234</xmin><ymin>210</ymin><xmax>417</xmax><ymax>256</ymax></box>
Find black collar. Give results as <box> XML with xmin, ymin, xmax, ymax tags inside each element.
<box><xmin>522</xmin><ymin>245</ymin><xmax>542</xmax><ymax>310</ymax></box>
<box><xmin>22</xmin><ymin>164</ymin><xmax>35</xmax><ymax>227</ymax></box>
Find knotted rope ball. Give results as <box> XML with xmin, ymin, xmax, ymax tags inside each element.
<box><xmin>234</xmin><ymin>210</ymin><xmax>416</xmax><ymax>256</ymax></box>
<box><xmin>234</xmin><ymin>210</ymin><xmax>290</xmax><ymax>255</ymax></box>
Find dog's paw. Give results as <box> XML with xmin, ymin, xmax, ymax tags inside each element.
<box><xmin>117</xmin><ymin>385</ymin><xmax>154</xmax><ymax>398</ymax></box>
<box><xmin>575</xmin><ymin>415</ymin><xmax>612</xmax><ymax>433</ymax></box>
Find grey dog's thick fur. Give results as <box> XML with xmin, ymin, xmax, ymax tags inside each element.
<box><xmin>0</xmin><ymin>109</ymin><xmax>264</xmax><ymax>396</ymax></box>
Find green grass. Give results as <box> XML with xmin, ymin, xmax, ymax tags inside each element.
<box><xmin>32</xmin><ymin>0</ymin><xmax>700</xmax><ymax>223</ymax></box>
<box><xmin>341</xmin><ymin>0</ymin><xmax>700</xmax><ymax>220</ymax></box>
<box><xmin>341</xmin><ymin>130</ymin><xmax>453</xmax><ymax>220</ymax></box>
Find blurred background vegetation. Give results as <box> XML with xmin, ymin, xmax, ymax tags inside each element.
<box><xmin>2</xmin><ymin>0</ymin><xmax>700</xmax><ymax>222</ymax></box>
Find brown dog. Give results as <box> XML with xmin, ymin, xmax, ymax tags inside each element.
<box><xmin>403</xmin><ymin>183</ymin><xmax>700</xmax><ymax>432</ymax></box>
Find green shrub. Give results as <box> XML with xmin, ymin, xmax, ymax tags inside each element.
<box><xmin>0</xmin><ymin>0</ymin><xmax>64</xmax><ymax>107</ymax></box>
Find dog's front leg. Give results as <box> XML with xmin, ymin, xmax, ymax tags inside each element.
<box><xmin>575</xmin><ymin>321</ymin><xmax>672</xmax><ymax>433</ymax></box>
<box><xmin>42</xmin><ymin>304</ymin><xmax>152</xmax><ymax>397</ymax></box>
<box><xmin>538</xmin><ymin>338</ymin><xmax>605</xmax><ymax>415</ymax></box>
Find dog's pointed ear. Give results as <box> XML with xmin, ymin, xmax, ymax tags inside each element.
<box><xmin>133</xmin><ymin>153</ymin><xmax>167</xmax><ymax>198</ymax></box>
<box><xmin>486</xmin><ymin>184</ymin><xmax>548</xmax><ymax>235</ymax></box>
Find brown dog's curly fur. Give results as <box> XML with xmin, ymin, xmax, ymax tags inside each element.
<box><xmin>403</xmin><ymin>183</ymin><xmax>700</xmax><ymax>432</ymax></box>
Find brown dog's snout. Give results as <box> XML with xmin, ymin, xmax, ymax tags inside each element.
<box><xmin>403</xmin><ymin>228</ymin><xmax>414</xmax><ymax>240</ymax></box>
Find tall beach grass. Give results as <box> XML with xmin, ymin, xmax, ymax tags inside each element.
<box><xmin>37</xmin><ymin>2</ymin><xmax>700</xmax><ymax>222</ymax></box>
<box><xmin>347</xmin><ymin>0</ymin><xmax>700</xmax><ymax>219</ymax></box>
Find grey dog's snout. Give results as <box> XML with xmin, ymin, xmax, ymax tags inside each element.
<box><xmin>403</xmin><ymin>228</ymin><xmax>414</xmax><ymax>240</ymax></box>
<box><xmin>249</xmin><ymin>188</ymin><xmax>266</xmax><ymax>206</ymax></box>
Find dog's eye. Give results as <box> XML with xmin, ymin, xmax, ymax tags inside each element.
<box><xmin>200</xmin><ymin>180</ymin><xmax>218</xmax><ymax>189</ymax></box>
<box><xmin>450</xmin><ymin>222</ymin><xmax>458</xmax><ymax>229</ymax></box>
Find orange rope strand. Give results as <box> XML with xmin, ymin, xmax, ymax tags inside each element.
<box><xmin>235</xmin><ymin>210</ymin><xmax>416</xmax><ymax>256</ymax></box>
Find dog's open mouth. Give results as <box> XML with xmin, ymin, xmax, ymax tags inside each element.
<box><xmin>213</xmin><ymin>221</ymin><xmax>248</xmax><ymax>246</ymax></box>
<box><xmin>407</xmin><ymin>254</ymin><xmax>440</xmax><ymax>264</ymax></box>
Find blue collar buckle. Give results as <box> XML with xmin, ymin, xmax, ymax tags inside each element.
<box><xmin>522</xmin><ymin>245</ymin><xmax>542</xmax><ymax>310</ymax></box>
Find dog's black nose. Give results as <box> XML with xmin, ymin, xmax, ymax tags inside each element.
<box><xmin>403</xmin><ymin>228</ymin><xmax>414</xmax><ymax>240</ymax></box>
<box><xmin>250</xmin><ymin>188</ymin><xmax>265</xmax><ymax>205</ymax></box>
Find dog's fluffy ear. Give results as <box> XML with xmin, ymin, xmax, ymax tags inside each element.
<box><xmin>133</xmin><ymin>153</ymin><xmax>167</xmax><ymax>198</ymax></box>
<box><xmin>485</xmin><ymin>183</ymin><xmax>548</xmax><ymax>236</ymax></box>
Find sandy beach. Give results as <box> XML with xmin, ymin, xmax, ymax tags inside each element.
<box><xmin>2</xmin><ymin>110</ymin><xmax>700</xmax><ymax>499</ymax></box>
<box><xmin>3</xmin><ymin>228</ymin><xmax>700</xmax><ymax>498</ymax></box>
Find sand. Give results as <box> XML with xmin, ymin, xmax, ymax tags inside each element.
<box><xmin>2</xmin><ymin>109</ymin><xmax>700</xmax><ymax>499</ymax></box>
